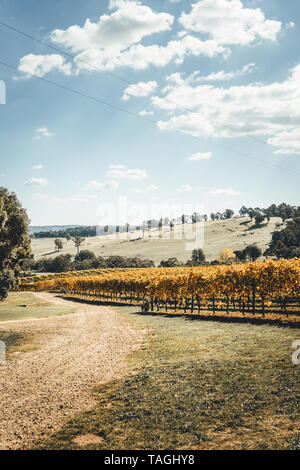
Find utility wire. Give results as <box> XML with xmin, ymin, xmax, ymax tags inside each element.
<box><xmin>0</xmin><ymin>20</ymin><xmax>271</xmax><ymax>147</ymax></box>
<box><xmin>0</xmin><ymin>58</ymin><xmax>299</xmax><ymax>176</ymax></box>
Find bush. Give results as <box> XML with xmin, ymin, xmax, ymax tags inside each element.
<box><xmin>159</xmin><ymin>258</ymin><xmax>181</xmax><ymax>267</ymax></box>
<box><xmin>74</xmin><ymin>250</ymin><xmax>96</xmax><ymax>262</ymax></box>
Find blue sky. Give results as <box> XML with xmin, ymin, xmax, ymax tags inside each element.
<box><xmin>0</xmin><ymin>0</ymin><xmax>299</xmax><ymax>225</ymax></box>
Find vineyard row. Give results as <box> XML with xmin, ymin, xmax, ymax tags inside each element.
<box><xmin>20</xmin><ymin>259</ymin><xmax>300</xmax><ymax>317</ymax></box>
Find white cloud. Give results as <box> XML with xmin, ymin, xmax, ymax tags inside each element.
<box><xmin>156</xmin><ymin>63</ymin><xmax>300</xmax><ymax>155</ymax></box>
<box><xmin>17</xmin><ymin>54</ymin><xmax>72</xmax><ymax>79</ymax></box>
<box><xmin>86</xmin><ymin>179</ymin><xmax>119</xmax><ymax>190</ymax></box>
<box><xmin>286</xmin><ymin>21</ymin><xmax>295</xmax><ymax>30</ymax></box>
<box><xmin>34</xmin><ymin>127</ymin><xmax>54</xmax><ymax>140</ymax></box>
<box><xmin>17</xmin><ymin>0</ymin><xmax>278</xmax><ymax>77</ymax></box>
<box><xmin>179</xmin><ymin>0</ymin><xmax>281</xmax><ymax>45</ymax></box>
<box><xmin>50</xmin><ymin>0</ymin><xmax>174</xmax><ymax>73</ymax></box>
<box><xmin>267</xmin><ymin>128</ymin><xmax>300</xmax><ymax>155</ymax></box>
<box><xmin>32</xmin><ymin>164</ymin><xmax>43</xmax><ymax>170</ymax></box>
<box><xmin>138</xmin><ymin>109</ymin><xmax>154</xmax><ymax>116</ymax></box>
<box><xmin>122</xmin><ymin>80</ymin><xmax>158</xmax><ymax>101</ymax></box>
<box><xmin>106</xmin><ymin>165</ymin><xmax>147</xmax><ymax>180</ymax></box>
<box><xmin>207</xmin><ymin>186</ymin><xmax>240</xmax><ymax>196</ymax></box>
<box><xmin>132</xmin><ymin>187</ymin><xmax>143</xmax><ymax>193</ymax></box>
<box><xmin>72</xmin><ymin>34</ymin><xmax>226</xmax><ymax>73</ymax></box>
<box><xmin>51</xmin><ymin>1</ymin><xmax>173</xmax><ymax>53</ymax></box>
<box><xmin>25</xmin><ymin>177</ymin><xmax>48</xmax><ymax>187</ymax></box>
<box><xmin>188</xmin><ymin>152</ymin><xmax>212</xmax><ymax>160</ymax></box>
<box><xmin>147</xmin><ymin>185</ymin><xmax>158</xmax><ymax>191</ymax></box>
<box><xmin>176</xmin><ymin>184</ymin><xmax>192</xmax><ymax>192</ymax></box>
<box><xmin>16</xmin><ymin>0</ymin><xmax>284</xmax><ymax>79</ymax></box>
<box><xmin>191</xmin><ymin>63</ymin><xmax>256</xmax><ymax>82</ymax></box>
<box><xmin>162</xmin><ymin>63</ymin><xmax>256</xmax><ymax>95</ymax></box>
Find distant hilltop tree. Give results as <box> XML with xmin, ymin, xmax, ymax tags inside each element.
<box><xmin>0</xmin><ymin>187</ymin><xmax>31</xmax><ymax>300</ymax></box>
<box><xmin>239</xmin><ymin>203</ymin><xmax>298</xmax><ymax>224</ymax></box>
<box><xmin>54</xmin><ymin>238</ymin><xmax>63</xmax><ymax>252</ymax></box>
<box><xmin>73</xmin><ymin>236</ymin><xmax>85</xmax><ymax>254</ymax></box>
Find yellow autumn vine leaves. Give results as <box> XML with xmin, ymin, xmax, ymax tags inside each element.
<box><xmin>23</xmin><ymin>259</ymin><xmax>300</xmax><ymax>315</ymax></box>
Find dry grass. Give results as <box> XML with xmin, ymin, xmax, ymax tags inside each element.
<box><xmin>31</xmin><ymin>216</ymin><xmax>283</xmax><ymax>264</ymax></box>
<box><xmin>0</xmin><ymin>330</ymin><xmax>38</xmax><ymax>355</ymax></box>
<box><xmin>37</xmin><ymin>304</ymin><xmax>300</xmax><ymax>450</ymax></box>
<box><xmin>72</xmin><ymin>434</ymin><xmax>105</xmax><ymax>446</ymax></box>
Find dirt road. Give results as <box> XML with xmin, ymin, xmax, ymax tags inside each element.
<box><xmin>0</xmin><ymin>293</ymin><xmax>145</xmax><ymax>449</ymax></box>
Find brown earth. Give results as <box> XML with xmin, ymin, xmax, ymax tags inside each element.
<box><xmin>0</xmin><ymin>293</ymin><xmax>146</xmax><ymax>450</ymax></box>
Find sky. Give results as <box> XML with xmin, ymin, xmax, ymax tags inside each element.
<box><xmin>0</xmin><ymin>0</ymin><xmax>299</xmax><ymax>225</ymax></box>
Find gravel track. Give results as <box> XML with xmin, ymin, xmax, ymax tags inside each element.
<box><xmin>0</xmin><ymin>293</ymin><xmax>145</xmax><ymax>449</ymax></box>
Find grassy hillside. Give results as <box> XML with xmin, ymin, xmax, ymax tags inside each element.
<box><xmin>31</xmin><ymin>216</ymin><xmax>283</xmax><ymax>265</ymax></box>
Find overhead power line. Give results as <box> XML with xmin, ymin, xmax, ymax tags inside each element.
<box><xmin>0</xmin><ymin>20</ymin><xmax>271</xmax><ymax>146</ymax></box>
<box><xmin>0</xmin><ymin>58</ymin><xmax>298</xmax><ymax>176</ymax></box>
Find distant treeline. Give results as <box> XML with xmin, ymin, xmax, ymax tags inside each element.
<box><xmin>32</xmin><ymin>203</ymin><xmax>299</xmax><ymax>239</ymax></box>
<box><xmin>32</xmin><ymin>226</ymin><xmax>97</xmax><ymax>238</ymax></box>
<box><xmin>24</xmin><ymin>252</ymin><xmax>155</xmax><ymax>273</ymax></box>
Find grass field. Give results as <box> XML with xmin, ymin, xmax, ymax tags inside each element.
<box><xmin>0</xmin><ymin>293</ymin><xmax>76</xmax><ymax>356</ymax></box>
<box><xmin>31</xmin><ymin>216</ymin><xmax>283</xmax><ymax>264</ymax></box>
<box><xmin>0</xmin><ymin>292</ymin><xmax>76</xmax><ymax>322</ymax></box>
<box><xmin>36</xmin><ymin>304</ymin><xmax>300</xmax><ymax>450</ymax></box>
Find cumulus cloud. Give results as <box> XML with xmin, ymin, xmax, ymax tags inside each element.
<box><xmin>85</xmin><ymin>179</ymin><xmax>119</xmax><ymax>190</ymax></box>
<box><xmin>179</xmin><ymin>0</ymin><xmax>281</xmax><ymax>45</ymax></box>
<box><xmin>106</xmin><ymin>165</ymin><xmax>147</xmax><ymax>180</ymax></box>
<box><xmin>176</xmin><ymin>184</ymin><xmax>193</xmax><ymax>192</ymax></box>
<box><xmin>51</xmin><ymin>1</ymin><xmax>173</xmax><ymax>54</ymax></box>
<box><xmin>34</xmin><ymin>127</ymin><xmax>54</xmax><ymax>140</ymax></box>
<box><xmin>71</xmin><ymin>32</ymin><xmax>226</xmax><ymax>72</ymax></box>
<box><xmin>50</xmin><ymin>0</ymin><xmax>174</xmax><ymax>72</ymax></box>
<box><xmin>191</xmin><ymin>63</ymin><xmax>256</xmax><ymax>82</ymax></box>
<box><xmin>267</xmin><ymin>128</ymin><xmax>300</xmax><ymax>155</ymax></box>
<box><xmin>162</xmin><ymin>64</ymin><xmax>256</xmax><ymax>95</ymax></box>
<box><xmin>188</xmin><ymin>152</ymin><xmax>212</xmax><ymax>160</ymax></box>
<box><xmin>207</xmin><ymin>186</ymin><xmax>240</xmax><ymax>196</ymax></box>
<box><xmin>156</xmin><ymin>63</ymin><xmax>300</xmax><ymax>155</ymax></box>
<box><xmin>121</xmin><ymin>80</ymin><xmax>158</xmax><ymax>101</ymax></box>
<box><xmin>138</xmin><ymin>109</ymin><xmax>154</xmax><ymax>116</ymax></box>
<box><xmin>25</xmin><ymin>177</ymin><xmax>48</xmax><ymax>187</ymax></box>
<box><xmin>16</xmin><ymin>0</ymin><xmax>279</xmax><ymax>77</ymax></box>
<box><xmin>146</xmin><ymin>185</ymin><xmax>158</xmax><ymax>191</ymax></box>
<box><xmin>17</xmin><ymin>54</ymin><xmax>72</xmax><ymax>79</ymax></box>
<box><xmin>286</xmin><ymin>21</ymin><xmax>295</xmax><ymax>30</ymax></box>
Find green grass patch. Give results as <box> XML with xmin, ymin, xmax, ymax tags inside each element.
<box><xmin>35</xmin><ymin>307</ymin><xmax>300</xmax><ymax>450</ymax></box>
<box><xmin>0</xmin><ymin>293</ymin><xmax>76</xmax><ymax>322</ymax></box>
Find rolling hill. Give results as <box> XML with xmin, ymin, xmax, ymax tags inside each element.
<box><xmin>30</xmin><ymin>216</ymin><xmax>283</xmax><ymax>265</ymax></box>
